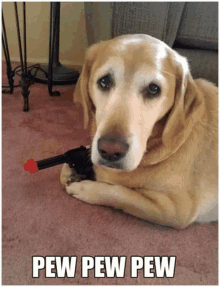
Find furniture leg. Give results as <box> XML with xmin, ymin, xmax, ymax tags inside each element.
<box><xmin>48</xmin><ymin>2</ymin><xmax>60</xmax><ymax>96</ymax></box>
<box><xmin>2</xmin><ymin>12</ymin><xmax>14</xmax><ymax>94</ymax></box>
<box><xmin>14</xmin><ymin>2</ymin><xmax>31</xmax><ymax>112</ymax></box>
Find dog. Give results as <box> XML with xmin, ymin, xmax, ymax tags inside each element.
<box><xmin>60</xmin><ymin>34</ymin><xmax>218</xmax><ymax>229</ymax></box>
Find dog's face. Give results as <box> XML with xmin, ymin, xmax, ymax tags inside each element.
<box><xmin>75</xmin><ymin>35</ymin><xmax>197</xmax><ymax>171</ymax></box>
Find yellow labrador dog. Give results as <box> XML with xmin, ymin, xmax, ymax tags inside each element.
<box><xmin>61</xmin><ymin>34</ymin><xmax>218</xmax><ymax>229</ymax></box>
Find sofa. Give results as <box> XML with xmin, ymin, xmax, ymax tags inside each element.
<box><xmin>85</xmin><ymin>2</ymin><xmax>218</xmax><ymax>85</ymax></box>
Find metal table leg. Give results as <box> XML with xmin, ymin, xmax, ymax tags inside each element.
<box><xmin>14</xmin><ymin>2</ymin><xmax>31</xmax><ymax>112</ymax></box>
<box><xmin>2</xmin><ymin>2</ymin><xmax>80</xmax><ymax>111</ymax></box>
<box><xmin>32</xmin><ymin>2</ymin><xmax>80</xmax><ymax>93</ymax></box>
<box><xmin>2</xmin><ymin>12</ymin><xmax>15</xmax><ymax>94</ymax></box>
<box><xmin>47</xmin><ymin>2</ymin><xmax>60</xmax><ymax>96</ymax></box>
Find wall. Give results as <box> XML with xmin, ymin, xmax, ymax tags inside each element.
<box><xmin>2</xmin><ymin>2</ymin><xmax>88</xmax><ymax>66</ymax></box>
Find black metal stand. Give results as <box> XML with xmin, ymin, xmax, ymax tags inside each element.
<box><xmin>2</xmin><ymin>12</ymin><xmax>15</xmax><ymax>94</ymax></box>
<box><xmin>2</xmin><ymin>2</ymin><xmax>80</xmax><ymax>111</ymax></box>
<box><xmin>32</xmin><ymin>2</ymin><xmax>80</xmax><ymax>94</ymax></box>
<box><xmin>14</xmin><ymin>2</ymin><xmax>31</xmax><ymax>111</ymax></box>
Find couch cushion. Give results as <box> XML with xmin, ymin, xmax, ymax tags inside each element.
<box><xmin>175</xmin><ymin>2</ymin><xmax>218</xmax><ymax>51</ymax></box>
<box><xmin>111</xmin><ymin>2</ymin><xmax>185</xmax><ymax>47</ymax></box>
<box><xmin>175</xmin><ymin>48</ymin><xmax>218</xmax><ymax>85</ymax></box>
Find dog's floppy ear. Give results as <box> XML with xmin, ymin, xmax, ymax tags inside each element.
<box><xmin>145</xmin><ymin>54</ymin><xmax>205</xmax><ymax>165</ymax></box>
<box><xmin>74</xmin><ymin>43</ymin><xmax>101</xmax><ymax>129</ymax></box>
<box><xmin>162</xmin><ymin>53</ymin><xmax>204</xmax><ymax>150</ymax></box>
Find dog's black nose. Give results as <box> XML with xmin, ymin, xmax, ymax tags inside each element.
<box><xmin>98</xmin><ymin>134</ymin><xmax>129</xmax><ymax>162</ymax></box>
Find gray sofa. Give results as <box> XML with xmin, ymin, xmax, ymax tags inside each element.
<box><xmin>84</xmin><ymin>2</ymin><xmax>218</xmax><ymax>85</ymax></box>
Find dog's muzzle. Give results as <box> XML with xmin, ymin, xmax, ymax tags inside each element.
<box><xmin>98</xmin><ymin>133</ymin><xmax>129</xmax><ymax>164</ymax></box>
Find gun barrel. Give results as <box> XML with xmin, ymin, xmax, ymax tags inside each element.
<box><xmin>37</xmin><ymin>154</ymin><xmax>66</xmax><ymax>170</ymax></box>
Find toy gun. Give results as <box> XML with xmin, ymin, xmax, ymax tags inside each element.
<box><xmin>24</xmin><ymin>146</ymin><xmax>95</xmax><ymax>180</ymax></box>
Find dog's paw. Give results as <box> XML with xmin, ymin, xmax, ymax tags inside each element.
<box><xmin>66</xmin><ymin>180</ymin><xmax>106</xmax><ymax>205</ymax></box>
<box><xmin>60</xmin><ymin>163</ymin><xmax>82</xmax><ymax>188</ymax></box>
<box><xmin>66</xmin><ymin>180</ymin><xmax>97</xmax><ymax>204</ymax></box>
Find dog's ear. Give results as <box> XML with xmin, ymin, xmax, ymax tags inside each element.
<box><xmin>162</xmin><ymin>53</ymin><xmax>204</xmax><ymax>150</ymax></box>
<box><xmin>74</xmin><ymin>42</ymin><xmax>101</xmax><ymax>129</ymax></box>
<box><xmin>144</xmin><ymin>52</ymin><xmax>206</xmax><ymax>166</ymax></box>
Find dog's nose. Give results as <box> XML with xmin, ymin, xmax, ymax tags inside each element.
<box><xmin>98</xmin><ymin>134</ymin><xmax>129</xmax><ymax>162</ymax></box>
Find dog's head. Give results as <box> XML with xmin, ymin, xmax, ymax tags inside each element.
<box><xmin>74</xmin><ymin>34</ymin><xmax>203</xmax><ymax>171</ymax></box>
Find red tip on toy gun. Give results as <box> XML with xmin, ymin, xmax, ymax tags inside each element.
<box><xmin>24</xmin><ymin>159</ymin><xmax>38</xmax><ymax>173</ymax></box>
<box><xmin>24</xmin><ymin>146</ymin><xmax>95</xmax><ymax>180</ymax></box>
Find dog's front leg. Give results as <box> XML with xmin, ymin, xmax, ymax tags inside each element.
<box><xmin>65</xmin><ymin>181</ymin><xmax>188</xmax><ymax>229</ymax></box>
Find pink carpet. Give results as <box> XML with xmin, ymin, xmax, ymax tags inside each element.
<box><xmin>2</xmin><ymin>62</ymin><xmax>218</xmax><ymax>285</ymax></box>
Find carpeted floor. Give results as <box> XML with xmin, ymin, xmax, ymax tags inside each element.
<box><xmin>2</xmin><ymin>62</ymin><xmax>218</xmax><ymax>285</ymax></box>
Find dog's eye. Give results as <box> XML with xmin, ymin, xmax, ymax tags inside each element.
<box><xmin>98</xmin><ymin>75</ymin><xmax>112</xmax><ymax>90</ymax></box>
<box><xmin>144</xmin><ymin>83</ymin><xmax>161</xmax><ymax>99</ymax></box>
